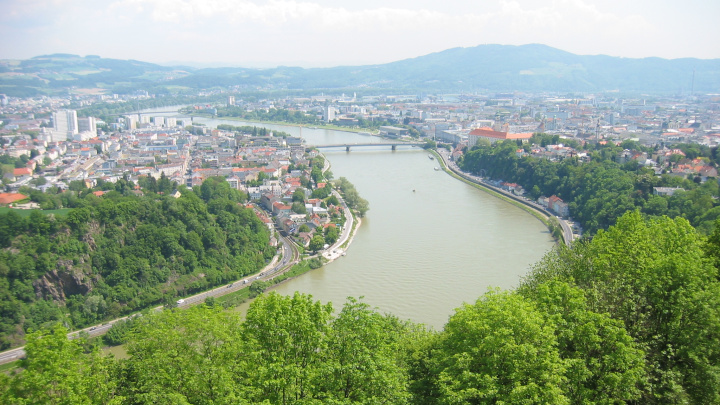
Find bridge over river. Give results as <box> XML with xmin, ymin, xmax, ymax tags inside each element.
<box><xmin>309</xmin><ymin>142</ymin><xmax>425</xmax><ymax>151</ymax></box>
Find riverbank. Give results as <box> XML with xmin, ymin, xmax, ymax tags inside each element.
<box><xmin>247</xmin><ymin>151</ymin><xmax>363</xmax><ymax>292</ymax></box>
<box><xmin>188</xmin><ymin>112</ymin><xmax>379</xmax><ymax>135</ymax></box>
<box><xmin>434</xmin><ymin>148</ymin><xmax>573</xmax><ymax>245</ymax></box>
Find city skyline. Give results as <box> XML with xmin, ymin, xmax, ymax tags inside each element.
<box><xmin>2</xmin><ymin>0</ymin><xmax>719</xmax><ymax>68</ymax></box>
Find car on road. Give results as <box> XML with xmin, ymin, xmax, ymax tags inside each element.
<box><xmin>176</xmin><ymin>299</ymin><xmax>185</xmax><ymax>306</ymax></box>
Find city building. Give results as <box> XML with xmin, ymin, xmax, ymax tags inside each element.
<box><xmin>323</xmin><ymin>106</ymin><xmax>336</xmax><ymax>122</ymax></box>
<box><xmin>78</xmin><ymin>117</ymin><xmax>97</xmax><ymax>133</ymax></box>
<box><xmin>52</xmin><ymin>109</ymin><xmax>78</xmax><ymax>141</ymax></box>
<box><xmin>468</xmin><ymin>127</ymin><xmax>532</xmax><ymax>147</ymax></box>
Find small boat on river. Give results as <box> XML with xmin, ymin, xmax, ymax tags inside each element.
<box><xmin>428</xmin><ymin>154</ymin><xmax>434</xmax><ymax>160</ymax></box>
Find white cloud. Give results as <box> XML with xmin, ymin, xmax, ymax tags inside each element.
<box><xmin>1</xmin><ymin>0</ymin><xmax>714</xmax><ymax>64</ymax></box>
<box><xmin>111</xmin><ymin>0</ymin><xmax>651</xmax><ymax>38</ymax></box>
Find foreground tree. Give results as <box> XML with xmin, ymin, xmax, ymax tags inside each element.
<box><xmin>519</xmin><ymin>281</ymin><xmax>646</xmax><ymax>403</ymax></box>
<box><xmin>120</xmin><ymin>306</ymin><xmax>250</xmax><ymax>404</ymax></box>
<box><xmin>0</xmin><ymin>325</ymin><xmax>120</xmax><ymax>404</ymax></box>
<box><xmin>318</xmin><ymin>297</ymin><xmax>413</xmax><ymax>404</ymax></box>
<box><xmin>523</xmin><ymin>211</ymin><xmax>720</xmax><ymax>404</ymax></box>
<box><xmin>243</xmin><ymin>292</ymin><xmax>333</xmax><ymax>404</ymax></box>
<box><xmin>426</xmin><ymin>290</ymin><xmax>568</xmax><ymax>404</ymax></box>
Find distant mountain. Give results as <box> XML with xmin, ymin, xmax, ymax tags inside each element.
<box><xmin>0</xmin><ymin>54</ymin><xmax>190</xmax><ymax>97</ymax></box>
<box><xmin>1</xmin><ymin>45</ymin><xmax>719</xmax><ymax>96</ymax></box>
<box><xmin>285</xmin><ymin>44</ymin><xmax>720</xmax><ymax>93</ymax></box>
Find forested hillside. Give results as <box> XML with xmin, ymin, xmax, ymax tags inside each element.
<box><xmin>0</xmin><ymin>179</ymin><xmax>272</xmax><ymax>349</ymax></box>
<box><xmin>1</xmin><ymin>211</ymin><xmax>719</xmax><ymax>404</ymax></box>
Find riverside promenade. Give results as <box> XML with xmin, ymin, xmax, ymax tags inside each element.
<box><xmin>435</xmin><ymin>148</ymin><xmax>575</xmax><ymax>246</ymax></box>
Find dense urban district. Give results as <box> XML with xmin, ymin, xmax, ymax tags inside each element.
<box><xmin>1</xmin><ymin>89</ymin><xmax>720</xmax><ymax>404</ymax></box>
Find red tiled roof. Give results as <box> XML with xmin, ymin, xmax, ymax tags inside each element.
<box><xmin>0</xmin><ymin>193</ymin><xmax>28</xmax><ymax>204</ymax></box>
<box><xmin>13</xmin><ymin>168</ymin><xmax>32</xmax><ymax>176</ymax></box>
<box><xmin>469</xmin><ymin>128</ymin><xmax>532</xmax><ymax>140</ymax></box>
<box><xmin>272</xmin><ymin>202</ymin><xmax>291</xmax><ymax>210</ymax></box>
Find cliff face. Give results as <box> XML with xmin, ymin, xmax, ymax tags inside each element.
<box><xmin>32</xmin><ymin>222</ymin><xmax>103</xmax><ymax>303</ymax></box>
<box><xmin>33</xmin><ymin>259</ymin><xmax>93</xmax><ymax>303</ymax></box>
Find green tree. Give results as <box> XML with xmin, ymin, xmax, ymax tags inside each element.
<box><xmin>308</xmin><ymin>235</ymin><xmax>325</xmax><ymax>252</ymax></box>
<box><xmin>310</xmin><ymin>166</ymin><xmax>323</xmax><ymax>184</ymax></box>
<box><xmin>355</xmin><ymin>197</ymin><xmax>370</xmax><ymax>218</ymax></box>
<box><xmin>292</xmin><ymin>187</ymin><xmax>306</xmax><ymax>202</ymax></box>
<box><xmin>519</xmin><ymin>281</ymin><xmax>646</xmax><ymax>403</ymax></box>
<box><xmin>29</xmin><ymin>176</ymin><xmax>47</xmax><ymax>186</ymax></box>
<box><xmin>1</xmin><ymin>324</ymin><xmax>119</xmax><ymax>404</ymax></box>
<box><xmin>291</xmin><ymin>201</ymin><xmax>307</xmax><ymax>214</ymax></box>
<box><xmin>121</xmin><ymin>305</ymin><xmax>250</xmax><ymax>403</ymax></box>
<box><xmin>244</xmin><ymin>292</ymin><xmax>333</xmax><ymax>404</ymax></box>
<box><xmin>524</xmin><ymin>211</ymin><xmax>720</xmax><ymax>403</ymax></box>
<box><xmin>426</xmin><ymin>290</ymin><xmax>568</xmax><ymax>404</ymax></box>
<box><xmin>326</xmin><ymin>194</ymin><xmax>339</xmax><ymax>206</ymax></box>
<box><xmin>319</xmin><ymin>297</ymin><xmax>412</xmax><ymax>403</ymax></box>
<box><xmin>324</xmin><ymin>225</ymin><xmax>339</xmax><ymax>245</ymax></box>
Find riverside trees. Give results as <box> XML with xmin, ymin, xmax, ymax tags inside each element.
<box><xmin>460</xmin><ymin>139</ymin><xmax>720</xmax><ymax>235</ymax></box>
<box><xmin>334</xmin><ymin>176</ymin><xmax>369</xmax><ymax>217</ymax></box>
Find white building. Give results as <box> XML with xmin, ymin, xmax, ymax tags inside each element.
<box><xmin>323</xmin><ymin>106</ymin><xmax>336</xmax><ymax>122</ymax></box>
<box><xmin>71</xmin><ymin>131</ymin><xmax>96</xmax><ymax>141</ymax></box>
<box><xmin>53</xmin><ymin>109</ymin><xmax>78</xmax><ymax>140</ymax></box>
<box><xmin>78</xmin><ymin>117</ymin><xmax>97</xmax><ymax>133</ymax></box>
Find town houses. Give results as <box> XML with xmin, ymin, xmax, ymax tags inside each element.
<box><xmin>2</xmin><ymin>90</ymin><xmax>720</xmax><ymax>238</ymax></box>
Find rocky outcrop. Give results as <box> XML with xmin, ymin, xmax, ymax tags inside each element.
<box><xmin>32</xmin><ymin>259</ymin><xmax>92</xmax><ymax>303</ymax></box>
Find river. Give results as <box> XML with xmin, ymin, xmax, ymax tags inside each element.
<box><xmin>184</xmin><ymin>115</ymin><xmax>556</xmax><ymax>329</ymax></box>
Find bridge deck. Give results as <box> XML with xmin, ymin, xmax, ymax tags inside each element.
<box><xmin>312</xmin><ymin>142</ymin><xmax>424</xmax><ymax>148</ymax></box>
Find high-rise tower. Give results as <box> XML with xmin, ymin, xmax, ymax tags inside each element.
<box><xmin>52</xmin><ymin>109</ymin><xmax>78</xmax><ymax>140</ymax></box>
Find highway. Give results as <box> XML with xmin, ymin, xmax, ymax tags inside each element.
<box><xmin>0</xmin><ymin>153</ymin><xmax>355</xmax><ymax>366</ymax></box>
<box><xmin>320</xmin><ymin>188</ymin><xmax>355</xmax><ymax>261</ymax></box>
<box><xmin>314</xmin><ymin>153</ymin><xmax>356</xmax><ymax>261</ymax></box>
<box><xmin>0</xmin><ymin>232</ymin><xmax>300</xmax><ymax>366</ymax></box>
<box><xmin>436</xmin><ymin>148</ymin><xmax>575</xmax><ymax>246</ymax></box>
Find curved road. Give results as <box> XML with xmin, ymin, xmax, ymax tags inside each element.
<box><xmin>0</xmin><ymin>167</ymin><xmax>361</xmax><ymax>367</ymax></box>
<box><xmin>435</xmin><ymin>148</ymin><xmax>575</xmax><ymax>246</ymax></box>
<box><xmin>0</xmin><ymin>232</ymin><xmax>300</xmax><ymax>366</ymax></box>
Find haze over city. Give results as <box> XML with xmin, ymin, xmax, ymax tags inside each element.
<box><xmin>2</xmin><ymin>0</ymin><xmax>719</xmax><ymax>67</ymax></box>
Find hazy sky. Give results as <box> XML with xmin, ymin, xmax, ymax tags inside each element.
<box><xmin>2</xmin><ymin>0</ymin><xmax>719</xmax><ymax>67</ymax></box>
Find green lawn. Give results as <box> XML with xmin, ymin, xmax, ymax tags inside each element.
<box><xmin>0</xmin><ymin>360</ymin><xmax>19</xmax><ymax>373</ymax></box>
<box><xmin>0</xmin><ymin>207</ymin><xmax>72</xmax><ymax>217</ymax></box>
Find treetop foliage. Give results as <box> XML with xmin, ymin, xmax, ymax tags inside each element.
<box><xmin>5</xmin><ymin>211</ymin><xmax>719</xmax><ymax>403</ymax></box>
